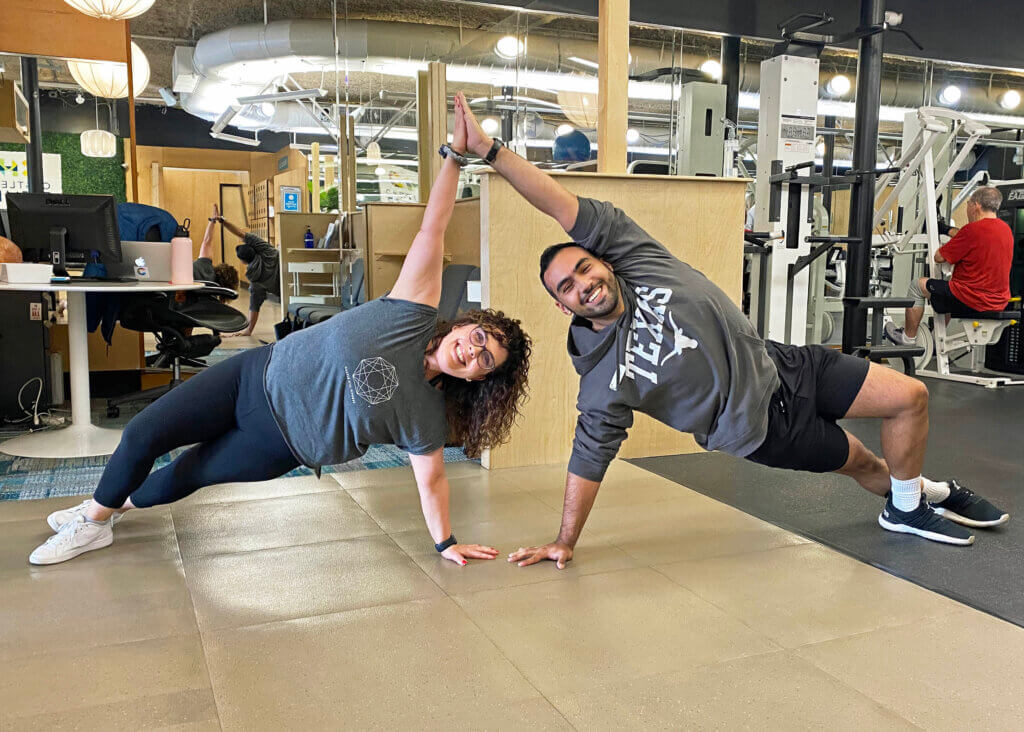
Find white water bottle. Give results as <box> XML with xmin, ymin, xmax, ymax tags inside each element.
<box><xmin>170</xmin><ymin>219</ymin><xmax>194</xmax><ymax>284</ymax></box>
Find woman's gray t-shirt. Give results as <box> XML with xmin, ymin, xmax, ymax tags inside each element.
<box><xmin>263</xmin><ymin>297</ymin><xmax>447</xmax><ymax>468</ymax></box>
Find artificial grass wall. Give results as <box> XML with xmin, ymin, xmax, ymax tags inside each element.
<box><xmin>0</xmin><ymin>131</ymin><xmax>126</xmax><ymax>202</ymax></box>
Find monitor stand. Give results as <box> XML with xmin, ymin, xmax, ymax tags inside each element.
<box><xmin>49</xmin><ymin>226</ymin><xmax>69</xmax><ymax>277</ymax></box>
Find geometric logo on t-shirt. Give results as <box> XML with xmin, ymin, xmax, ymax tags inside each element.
<box><xmin>351</xmin><ymin>357</ymin><xmax>399</xmax><ymax>404</ymax></box>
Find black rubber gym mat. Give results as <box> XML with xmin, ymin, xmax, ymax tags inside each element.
<box><xmin>629</xmin><ymin>377</ymin><xmax>1024</xmax><ymax>628</ymax></box>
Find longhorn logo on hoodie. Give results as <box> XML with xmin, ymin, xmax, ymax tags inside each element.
<box><xmin>610</xmin><ymin>285</ymin><xmax>698</xmax><ymax>390</ymax></box>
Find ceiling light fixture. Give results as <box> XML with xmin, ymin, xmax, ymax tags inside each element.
<box><xmin>699</xmin><ymin>60</ymin><xmax>722</xmax><ymax>81</ymax></box>
<box><xmin>1000</xmin><ymin>90</ymin><xmax>1021</xmax><ymax>110</ymax></box>
<box><xmin>80</xmin><ymin>128</ymin><xmax>116</xmax><ymax>157</ymax></box>
<box><xmin>62</xmin><ymin>0</ymin><xmax>155</xmax><ymax>20</ymax></box>
<box><xmin>939</xmin><ymin>84</ymin><xmax>962</xmax><ymax>105</ymax></box>
<box><xmin>826</xmin><ymin>74</ymin><xmax>852</xmax><ymax>96</ymax></box>
<box><xmin>495</xmin><ymin>36</ymin><xmax>524</xmax><ymax>60</ymax></box>
<box><xmin>481</xmin><ymin>117</ymin><xmax>500</xmax><ymax>135</ymax></box>
<box><xmin>67</xmin><ymin>41</ymin><xmax>150</xmax><ymax>99</ymax></box>
<box><xmin>556</xmin><ymin>123</ymin><xmax>574</xmax><ymax>137</ymax></box>
<box><xmin>260</xmin><ymin>102</ymin><xmax>275</xmax><ymax>116</ymax></box>
<box><xmin>626</xmin><ymin>128</ymin><xmax>640</xmax><ymax>143</ymax></box>
<box><xmin>365</xmin><ymin>141</ymin><xmax>382</xmax><ymax>162</ymax></box>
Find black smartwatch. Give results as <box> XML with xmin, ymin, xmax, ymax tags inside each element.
<box><xmin>483</xmin><ymin>138</ymin><xmax>504</xmax><ymax>165</ymax></box>
<box><xmin>439</xmin><ymin>144</ymin><xmax>469</xmax><ymax>167</ymax></box>
<box><xmin>435</xmin><ymin>533</ymin><xmax>457</xmax><ymax>553</ymax></box>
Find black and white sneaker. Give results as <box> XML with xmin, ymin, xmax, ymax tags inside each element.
<box><xmin>930</xmin><ymin>480</ymin><xmax>1010</xmax><ymax>528</ymax></box>
<box><xmin>878</xmin><ymin>495</ymin><xmax>974</xmax><ymax>546</ymax></box>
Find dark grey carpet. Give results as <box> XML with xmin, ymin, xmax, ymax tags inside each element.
<box><xmin>629</xmin><ymin>377</ymin><xmax>1024</xmax><ymax>627</ymax></box>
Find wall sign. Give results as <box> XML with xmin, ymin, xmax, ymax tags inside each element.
<box><xmin>0</xmin><ymin>152</ymin><xmax>63</xmax><ymax>208</ymax></box>
<box><xmin>281</xmin><ymin>186</ymin><xmax>301</xmax><ymax>212</ymax></box>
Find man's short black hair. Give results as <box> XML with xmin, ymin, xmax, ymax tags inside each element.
<box><xmin>539</xmin><ymin>242</ymin><xmax>584</xmax><ymax>296</ymax></box>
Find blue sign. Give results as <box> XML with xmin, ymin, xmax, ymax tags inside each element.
<box><xmin>281</xmin><ymin>187</ymin><xmax>300</xmax><ymax>212</ymax></box>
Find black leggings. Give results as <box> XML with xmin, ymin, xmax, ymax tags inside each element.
<box><xmin>93</xmin><ymin>345</ymin><xmax>300</xmax><ymax>509</ymax></box>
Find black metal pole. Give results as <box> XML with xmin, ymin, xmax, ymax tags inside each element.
<box><xmin>841</xmin><ymin>0</ymin><xmax>886</xmax><ymax>354</ymax></box>
<box><xmin>20</xmin><ymin>57</ymin><xmax>44</xmax><ymax>194</ymax></box>
<box><xmin>822</xmin><ymin>115</ymin><xmax>837</xmax><ymax>213</ymax></box>
<box><xmin>721</xmin><ymin>35</ymin><xmax>741</xmax><ymax>126</ymax></box>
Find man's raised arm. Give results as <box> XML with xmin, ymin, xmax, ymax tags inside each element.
<box><xmin>456</xmin><ymin>92</ymin><xmax>578</xmax><ymax>233</ymax></box>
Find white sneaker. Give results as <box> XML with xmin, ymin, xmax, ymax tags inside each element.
<box><xmin>883</xmin><ymin>321</ymin><xmax>916</xmax><ymax>347</ymax></box>
<box><xmin>30</xmin><ymin>515</ymin><xmax>114</xmax><ymax>565</ymax></box>
<box><xmin>47</xmin><ymin>499</ymin><xmax>125</xmax><ymax>532</ymax></box>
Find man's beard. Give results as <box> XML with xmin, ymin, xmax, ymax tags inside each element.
<box><xmin>573</xmin><ymin>277</ymin><xmax>620</xmax><ymax>320</ymax></box>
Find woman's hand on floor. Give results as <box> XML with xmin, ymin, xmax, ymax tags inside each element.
<box><xmin>441</xmin><ymin>543</ymin><xmax>499</xmax><ymax>566</ymax></box>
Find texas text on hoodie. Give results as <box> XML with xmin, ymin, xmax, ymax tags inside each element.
<box><xmin>565</xmin><ymin>198</ymin><xmax>781</xmax><ymax>483</ymax></box>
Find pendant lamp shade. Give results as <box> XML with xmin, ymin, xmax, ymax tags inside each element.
<box><xmin>80</xmin><ymin>129</ymin><xmax>117</xmax><ymax>157</ymax></box>
<box><xmin>62</xmin><ymin>0</ymin><xmax>156</xmax><ymax>20</ymax></box>
<box><xmin>67</xmin><ymin>42</ymin><xmax>150</xmax><ymax>99</ymax></box>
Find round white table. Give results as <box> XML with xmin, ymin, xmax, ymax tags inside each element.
<box><xmin>0</xmin><ymin>280</ymin><xmax>202</xmax><ymax>458</ymax></box>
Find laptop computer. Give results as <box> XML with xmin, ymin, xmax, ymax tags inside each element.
<box><xmin>120</xmin><ymin>241</ymin><xmax>173</xmax><ymax>281</ymax></box>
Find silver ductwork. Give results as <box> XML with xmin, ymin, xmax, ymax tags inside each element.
<box><xmin>177</xmin><ymin>19</ymin><xmax>1024</xmax><ymax>136</ymax></box>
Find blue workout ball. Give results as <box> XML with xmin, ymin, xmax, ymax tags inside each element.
<box><xmin>553</xmin><ymin>130</ymin><xmax>592</xmax><ymax>162</ymax></box>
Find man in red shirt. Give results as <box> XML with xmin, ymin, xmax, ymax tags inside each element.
<box><xmin>886</xmin><ymin>186</ymin><xmax>1013</xmax><ymax>346</ymax></box>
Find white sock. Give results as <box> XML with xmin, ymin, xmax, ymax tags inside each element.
<box><xmin>922</xmin><ymin>477</ymin><xmax>950</xmax><ymax>503</ymax></box>
<box><xmin>890</xmin><ymin>475</ymin><xmax>922</xmax><ymax>512</ymax></box>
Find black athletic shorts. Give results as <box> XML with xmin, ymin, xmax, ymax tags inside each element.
<box><xmin>925</xmin><ymin>278</ymin><xmax>978</xmax><ymax>317</ymax></box>
<box><xmin>745</xmin><ymin>340</ymin><xmax>870</xmax><ymax>473</ymax></box>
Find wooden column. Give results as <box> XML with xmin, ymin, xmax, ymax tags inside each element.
<box><xmin>125</xmin><ymin>21</ymin><xmax>139</xmax><ymax>202</ymax></box>
<box><xmin>311</xmin><ymin>141</ymin><xmax>321</xmax><ymax>212</ymax></box>
<box><xmin>416</xmin><ymin>61</ymin><xmax>447</xmax><ymax>202</ymax></box>
<box><xmin>325</xmin><ymin>155</ymin><xmax>337</xmax><ymax>192</ymax></box>
<box><xmin>597</xmin><ymin>0</ymin><xmax>629</xmax><ymax>174</ymax></box>
<box><xmin>338</xmin><ymin>116</ymin><xmax>357</xmax><ymax>212</ymax></box>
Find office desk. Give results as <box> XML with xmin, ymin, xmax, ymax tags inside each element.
<box><xmin>0</xmin><ymin>280</ymin><xmax>202</xmax><ymax>458</ymax></box>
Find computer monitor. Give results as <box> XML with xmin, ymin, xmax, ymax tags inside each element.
<box><xmin>6</xmin><ymin>193</ymin><xmax>123</xmax><ymax>278</ymax></box>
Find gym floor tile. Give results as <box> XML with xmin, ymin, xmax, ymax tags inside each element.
<box><xmin>525</xmin><ymin>464</ymin><xmax>693</xmax><ymax>511</ymax></box>
<box><xmin>182</xmin><ymin>534</ymin><xmax>444</xmax><ymax>631</ymax></box>
<box><xmin>345</xmin><ymin>478</ymin><xmax>558</xmax><ymax>535</ymax></box>
<box><xmin>201</xmin><ymin>597</ymin><xmax>558</xmax><ymax>730</ymax></box>
<box><xmin>584</xmin><ymin>495</ymin><xmax>809</xmax><ymax>564</ymax></box>
<box><xmin>655</xmin><ymin>542</ymin><xmax>962</xmax><ymax>648</ymax></box>
<box><xmin>4</xmin><ymin>689</ymin><xmax>221</xmax><ymax>731</ymax></box>
<box><xmin>451</xmin><ymin>567</ymin><xmax>778</xmax><ymax>697</ymax></box>
<box><xmin>795</xmin><ymin>607</ymin><xmax>1024</xmax><ymax>729</ymax></box>
<box><xmin>0</xmin><ymin>559</ymin><xmax>197</xmax><ymax>661</ymax></box>
<box><xmin>389</xmin><ymin>512</ymin><xmax>640</xmax><ymax>595</ymax></box>
<box><xmin>171</xmin><ymin>489</ymin><xmax>382</xmax><ymax>559</ymax></box>
<box><xmin>0</xmin><ymin>508</ymin><xmax>179</xmax><ymax>574</ymax></box>
<box><xmin>548</xmin><ymin>650</ymin><xmax>918</xmax><ymax>730</ymax></box>
<box><xmin>0</xmin><ymin>634</ymin><xmax>212</xmax><ymax>722</ymax></box>
<box><xmin>174</xmin><ymin>473</ymin><xmax>341</xmax><ymax>507</ymax></box>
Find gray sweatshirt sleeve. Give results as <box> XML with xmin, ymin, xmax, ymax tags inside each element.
<box><xmin>568</xmin><ymin>197</ymin><xmax>677</xmax><ymax>279</ymax></box>
<box><xmin>567</xmin><ymin>402</ymin><xmax>635</xmax><ymax>482</ymax></box>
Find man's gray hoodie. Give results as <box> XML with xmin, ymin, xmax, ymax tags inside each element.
<box><xmin>565</xmin><ymin>197</ymin><xmax>780</xmax><ymax>483</ymax></box>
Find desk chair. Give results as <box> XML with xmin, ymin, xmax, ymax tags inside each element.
<box><xmin>105</xmin><ymin>282</ymin><xmax>248</xmax><ymax>417</ymax></box>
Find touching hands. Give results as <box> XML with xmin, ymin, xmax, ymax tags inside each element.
<box><xmin>441</xmin><ymin>543</ymin><xmax>499</xmax><ymax>566</ymax></box>
<box><xmin>210</xmin><ymin>203</ymin><xmax>222</xmax><ymax>222</ymax></box>
<box><xmin>508</xmin><ymin>541</ymin><xmax>574</xmax><ymax>570</ymax></box>
<box><xmin>452</xmin><ymin>95</ymin><xmax>468</xmax><ymax>154</ymax></box>
<box><xmin>455</xmin><ymin>92</ymin><xmax>493</xmax><ymax>159</ymax></box>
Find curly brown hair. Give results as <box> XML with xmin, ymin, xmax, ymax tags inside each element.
<box><xmin>213</xmin><ymin>263</ymin><xmax>239</xmax><ymax>291</ymax></box>
<box><xmin>426</xmin><ymin>309</ymin><xmax>531</xmax><ymax>458</ymax></box>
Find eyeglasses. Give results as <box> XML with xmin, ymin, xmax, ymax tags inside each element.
<box><xmin>469</xmin><ymin>326</ymin><xmax>497</xmax><ymax>371</ymax></box>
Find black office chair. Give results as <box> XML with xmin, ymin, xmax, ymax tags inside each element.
<box><xmin>105</xmin><ymin>282</ymin><xmax>248</xmax><ymax>417</ymax></box>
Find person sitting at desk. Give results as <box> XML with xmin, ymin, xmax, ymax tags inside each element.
<box><xmin>886</xmin><ymin>186</ymin><xmax>1013</xmax><ymax>346</ymax></box>
<box><xmin>211</xmin><ymin>210</ymin><xmax>281</xmax><ymax>337</ymax></box>
<box><xmin>192</xmin><ymin>205</ymin><xmax>239</xmax><ymax>298</ymax></box>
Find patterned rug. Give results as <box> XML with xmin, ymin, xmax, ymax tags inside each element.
<box><xmin>0</xmin><ymin>399</ymin><xmax>470</xmax><ymax>501</ymax></box>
